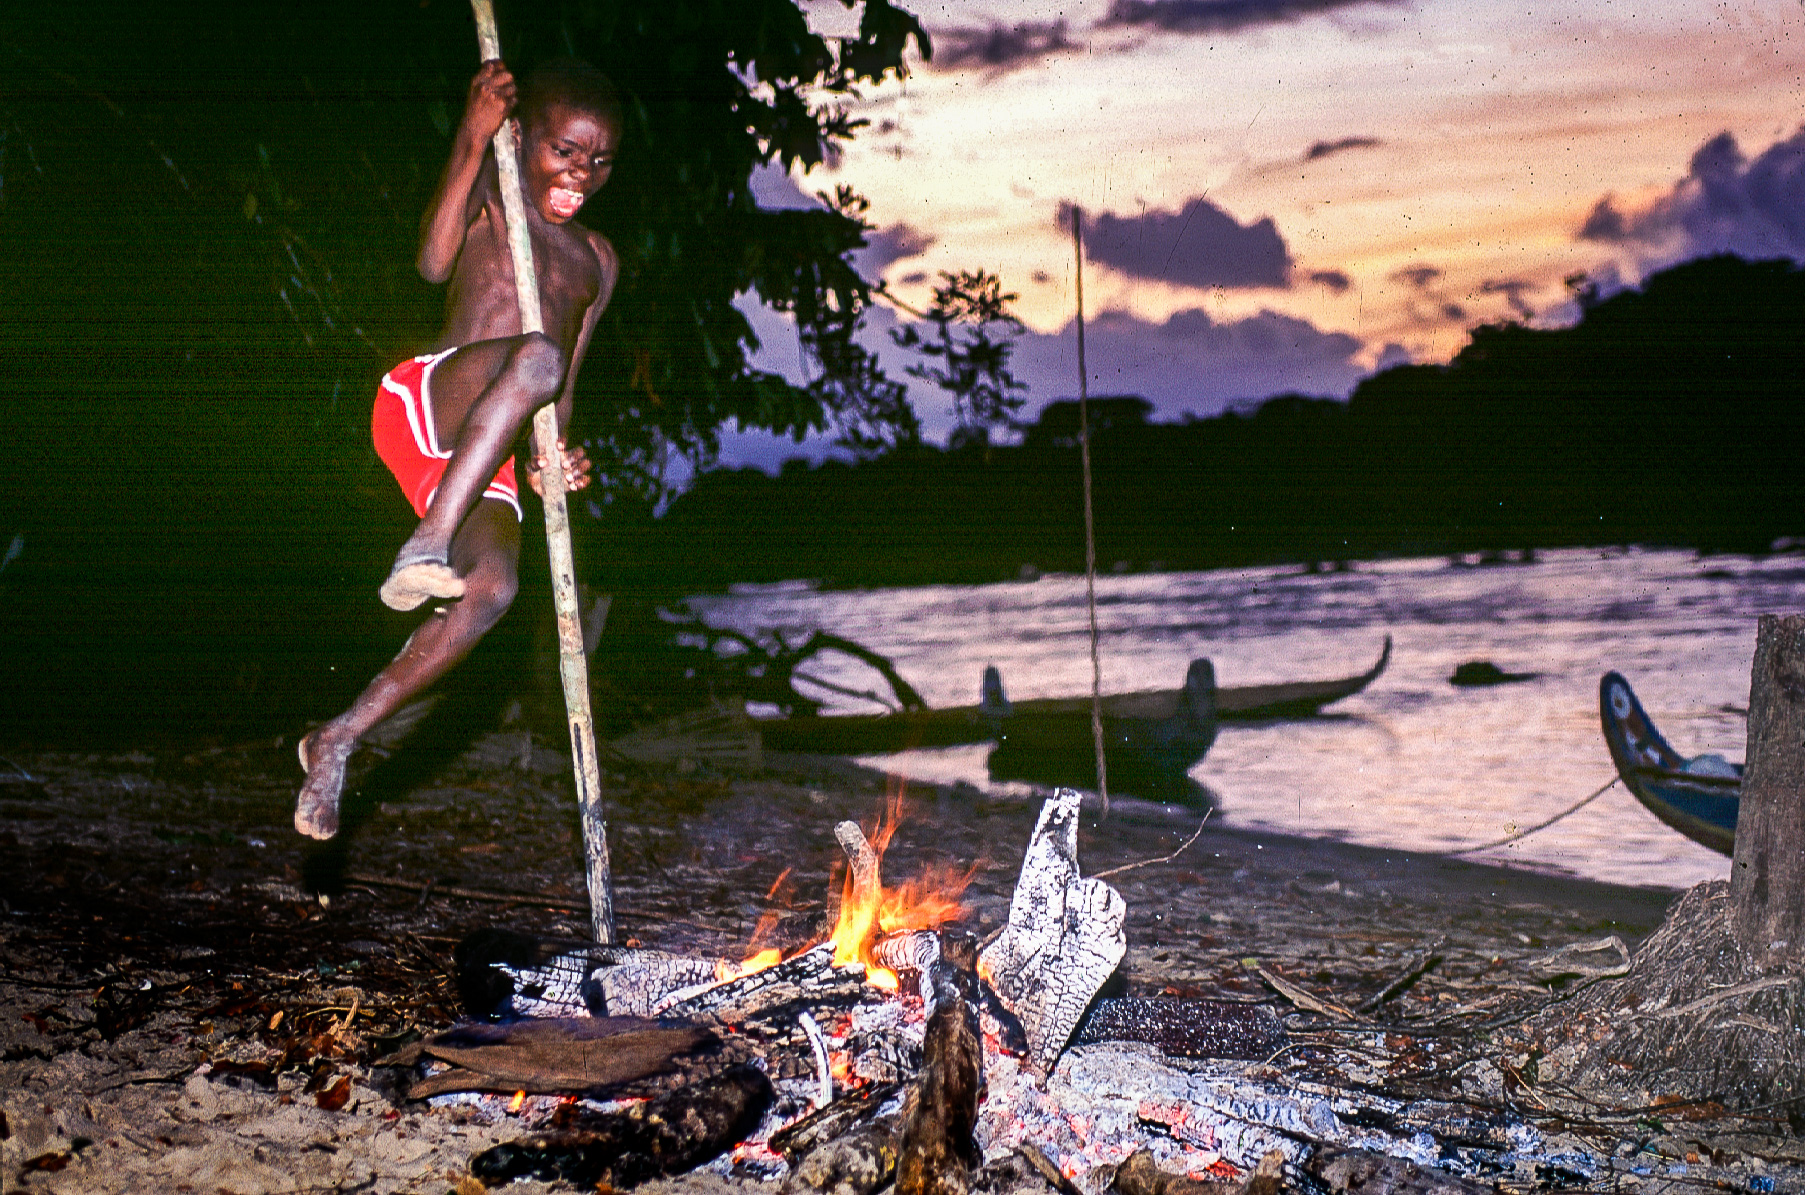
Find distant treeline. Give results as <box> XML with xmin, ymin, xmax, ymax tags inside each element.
<box><xmin>632</xmin><ymin>255</ymin><xmax>1805</xmax><ymax>589</ymax></box>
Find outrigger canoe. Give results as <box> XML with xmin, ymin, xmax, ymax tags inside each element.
<box><xmin>752</xmin><ymin>637</ymin><xmax>1391</xmax><ymax>755</ymax></box>
<box><xmin>983</xmin><ymin>658</ymin><xmax>1218</xmax><ymax>797</ymax></box>
<box><xmin>1598</xmin><ymin>671</ymin><xmax>1740</xmax><ymax>856</ymax></box>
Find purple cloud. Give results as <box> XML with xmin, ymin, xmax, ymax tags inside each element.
<box><xmin>856</xmin><ymin>223</ymin><xmax>936</xmax><ymax>275</ymax></box>
<box><xmin>1579</xmin><ymin>127</ymin><xmax>1805</xmax><ymax>263</ymax></box>
<box><xmin>1007</xmin><ymin>305</ymin><xmax>1367</xmax><ymax>417</ymax></box>
<box><xmin>1391</xmin><ymin>265</ymin><xmax>1441</xmax><ymax>289</ymax></box>
<box><xmin>931</xmin><ymin>21</ymin><xmax>1077</xmax><ymax>72</ymax></box>
<box><xmin>1304</xmin><ymin>136</ymin><xmax>1381</xmax><ymax>162</ymax></box>
<box><xmin>1309</xmin><ymin>269</ymin><xmax>1352</xmax><ymax>292</ymax></box>
<box><xmin>1076</xmin><ymin>197</ymin><xmax>1293</xmax><ymax>289</ymax></box>
<box><xmin>1101</xmin><ymin>0</ymin><xmax>1402</xmax><ymax>35</ymax></box>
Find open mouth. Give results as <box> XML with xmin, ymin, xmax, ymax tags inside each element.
<box><xmin>547</xmin><ymin>187</ymin><xmax>585</xmax><ymax>219</ymax></box>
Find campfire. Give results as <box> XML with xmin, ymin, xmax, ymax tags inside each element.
<box><xmin>389</xmin><ymin>791</ymin><xmax>1559</xmax><ymax>1195</ymax></box>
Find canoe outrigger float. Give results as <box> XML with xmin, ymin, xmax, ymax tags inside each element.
<box><xmin>1598</xmin><ymin>671</ymin><xmax>1740</xmax><ymax>856</ymax></box>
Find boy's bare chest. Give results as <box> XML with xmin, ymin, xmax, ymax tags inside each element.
<box><xmin>453</xmin><ymin>211</ymin><xmax>599</xmax><ymax>342</ymax></box>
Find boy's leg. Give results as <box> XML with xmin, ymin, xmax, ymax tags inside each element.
<box><xmin>296</xmin><ymin>499</ymin><xmax>521</xmax><ymax>839</ymax></box>
<box><xmin>380</xmin><ymin>333</ymin><xmax>564</xmax><ymax>611</ymax></box>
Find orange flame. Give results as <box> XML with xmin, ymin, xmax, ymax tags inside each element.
<box><xmin>826</xmin><ymin>782</ymin><xmax>974</xmax><ymax>986</ymax></box>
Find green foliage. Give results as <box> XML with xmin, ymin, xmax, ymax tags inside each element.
<box><xmin>889</xmin><ymin>269</ymin><xmax>1028</xmax><ymax>443</ymax></box>
<box><xmin>493</xmin><ymin>0</ymin><xmax>933</xmax><ymax>478</ymax></box>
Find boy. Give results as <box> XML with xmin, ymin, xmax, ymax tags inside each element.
<box><xmin>295</xmin><ymin>57</ymin><xmax>622</xmax><ymax>840</ymax></box>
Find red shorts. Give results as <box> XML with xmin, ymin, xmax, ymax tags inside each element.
<box><xmin>371</xmin><ymin>349</ymin><xmax>521</xmax><ymax>521</ymax></box>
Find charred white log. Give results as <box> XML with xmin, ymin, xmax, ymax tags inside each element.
<box><xmin>979</xmin><ymin>789</ymin><xmax>1127</xmax><ymax>1072</ymax></box>
<box><xmin>468</xmin><ymin>1062</ymin><xmax>774</xmax><ymax>1189</ymax></box>
<box><xmin>453</xmin><ymin>928</ymin><xmax>718</xmax><ymax>1019</ymax></box>
<box><xmin>655</xmin><ymin>942</ymin><xmax>867</xmax><ymax>1021</ymax></box>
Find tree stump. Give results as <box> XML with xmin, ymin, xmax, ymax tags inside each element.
<box><xmin>1732</xmin><ymin>613</ymin><xmax>1805</xmax><ymax>966</ymax></box>
<box><xmin>1514</xmin><ymin>618</ymin><xmax>1805</xmax><ymax>1112</ymax></box>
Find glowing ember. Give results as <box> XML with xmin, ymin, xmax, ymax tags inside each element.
<box><xmin>507</xmin><ymin>1090</ymin><xmax>526</xmax><ymax>1113</ymax></box>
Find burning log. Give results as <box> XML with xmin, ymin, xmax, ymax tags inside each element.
<box><xmin>1304</xmin><ymin>1147</ymin><xmax>1493</xmax><ymax>1195</ymax></box>
<box><xmin>656</xmin><ymin>942</ymin><xmax>868</xmax><ymax>1021</ymax></box>
<box><xmin>896</xmin><ymin>930</ymin><xmax>985</xmax><ymax>1195</ymax></box>
<box><xmin>385</xmin><ymin>1016</ymin><xmax>716</xmax><ymax>1099</ymax></box>
<box><xmin>837</xmin><ymin>819</ymin><xmax>881</xmax><ymax>909</ymax></box>
<box><xmin>1073</xmin><ymin>998</ymin><xmax>1285</xmax><ymax>1061</ymax></box>
<box><xmin>979</xmin><ymin>789</ymin><xmax>1127</xmax><ymax>1072</ymax></box>
<box><xmin>468</xmin><ymin>1061</ymin><xmax>773</xmax><ymax>1189</ymax></box>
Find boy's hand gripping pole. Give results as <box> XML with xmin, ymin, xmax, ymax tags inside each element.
<box><xmin>470</xmin><ymin>0</ymin><xmax>614</xmax><ymax>945</ymax></box>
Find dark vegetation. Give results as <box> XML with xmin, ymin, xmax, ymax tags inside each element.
<box><xmin>1</xmin><ymin>0</ymin><xmax>1801</xmax><ymax>747</ymax></box>
<box><xmin>658</xmin><ymin>255</ymin><xmax>1805</xmax><ymax>588</ymax></box>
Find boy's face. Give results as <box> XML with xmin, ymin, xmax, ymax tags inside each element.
<box><xmin>520</xmin><ymin>102</ymin><xmax>620</xmax><ymax>223</ymax></box>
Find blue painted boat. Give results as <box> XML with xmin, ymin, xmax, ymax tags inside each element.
<box><xmin>1598</xmin><ymin>672</ymin><xmax>1740</xmax><ymax>856</ymax></box>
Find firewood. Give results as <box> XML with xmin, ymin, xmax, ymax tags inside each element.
<box><xmin>896</xmin><ymin>930</ymin><xmax>985</xmax><ymax>1195</ymax></box>
<box><xmin>452</xmin><ymin>927</ymin><xmax>717</xmax><ymax>1019</ymax></box>
<box><xmin>385</xmin><ymin>1016</ymin><xmax>716</xmax><ymax>1099</ymax></box>
<box><xmin>1113</xmin><ymin>1148</ymin><xmax>1286</xmax><ymax>1195</ymax></box>
<box><xmin>1072</xmin><ymin>998</ymin><xmax>1286</xmax><ymax>1060</ymax></box>
<box><xmin>1111</xmin><ymin>1149</ymin><xmax>1238</xmax><ymax>1195</ymax></box>
<box><xmin>769</xmin><ymin>1081</ymin><xmax>904</xmax><ymax>1161</ymax></box>
<box><xmin>468</xmin><ymin>1062</ymin><xmax>773</xmax><ymax>1189</ymax></box>
<box><xmin>782</xmin><ymin>1115</ymin><xmax>902</xmax><ymax>1195</ymax></box>
<box><xmin>1305</xmin><ymin>1146</ymin><xmax>1493</xmax><ymax>1195</ymax></box>
<box><xmin>656</xmin><ymin>942</ymin><xmax>869</xmax><ymax>1022</ymax></box>
<box><xmin>979</xmin><ymin>789</ymin><xmax>1127</xmax><ymax>1072</ymax></box>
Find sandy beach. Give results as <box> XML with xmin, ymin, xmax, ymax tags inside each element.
<box><xmin>0</xmin><ymin>732</ymin><xmax>1761</xmax><ymax>1194</ymax></box>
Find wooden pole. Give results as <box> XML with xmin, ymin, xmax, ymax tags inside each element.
<box><xmin>470</xmin><ymin>0</ymin><xmax>614</xmax><ymax>944</ymax></box>
<box><xmin>1071</xmin><ymin>206</ymin><xmax>1109</xmax><ymax>810</ymax></box>
<box><xmin>1731</xmin><ymin>612</ymin><xmax>1805</xmax><ymax>967</ymax></box>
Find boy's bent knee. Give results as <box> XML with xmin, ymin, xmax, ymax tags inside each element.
<box><xmin>462</xmin><ymin>568</ymin><xmax>518</xmax><ymax>628</ymax></box>
<box><xmin>509</xmin><ymin>333</ymin><xmax>566</xmax><ymax>397</ymax></box>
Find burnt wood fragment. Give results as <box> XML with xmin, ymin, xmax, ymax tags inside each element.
<box><xmin>1114</xmin><ymin>1148</ymin><xmax>1286</xmax><ymax>1195</ymax></box>
<box><xmin>769</xmin><ymin>1081</ymin><xmax>904</xmax><ymax>1161</ymax></box>
<box><xmin>1305</xmin><ymin>1146</ymin><xmax>1493</xmax><ymax>1195</ymax></box>
<box><xmin>1073</xmin><ymin>998</ymin><xmax>1285</xmax><ymax>1060</ymax></box>
<box><xmin>1014</xmin><ymin>1144</ymin><xmax>1086</xmax><ymax>1195</ymax></box>
<box><xmin>387</xmin><ymin>1016</ymin><xmax>716</xmax><ymax>1099</ymax></box>
<box><xmin>1112</xmin><ymin>1149</ymin><xmax>1238</xmax><ymax>1195</ymax></box>
<box><xmin>897</xmin><ymin>930</ymin><xmax>985</xmax><ymax>1195</ymax></box>
<box><xmin>453</xmin><ymin>927</ymin><xmax>717</xmax><ymax>1019</ymax></box>
<box><xmin>979</xmin><ymin>790</ymin><xmax>1127</xmax><ymax>1072</ymax></box>
<box><xmin>782</xmin><ymin>1115</ymin><xmax>902</xmax><ymax>1195</ymax></box>
<box><xmin>468</xmin><ymin>1062</ymin><xmax>773</xmax><ymax>1189</ymax></box>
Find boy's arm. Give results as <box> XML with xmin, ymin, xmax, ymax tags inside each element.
<box><xmin>527</xmin><ymin>234</ymin><xmax>619</xmax><ymax>491</ymax></box>
<box><xmin>417</xmin><ymin>61</ymin><xmax>514</xmax><ymax>283</ymax></box>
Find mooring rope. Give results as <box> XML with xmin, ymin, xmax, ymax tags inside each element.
<box><xmin>1438</xmin><ymin>776</ymin><xmax>1620</xmax><ymax>856</ymax></box>
<box><xmin>1072</xmin><ymin>206</ymin><xmax>1109</xmax><ymax>814</ymax></box>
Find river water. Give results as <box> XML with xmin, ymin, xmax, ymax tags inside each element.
<box><xmin>688</xmin><ymin>546</ymin><xmax>1804</xmax><ymax>891</ymax></box>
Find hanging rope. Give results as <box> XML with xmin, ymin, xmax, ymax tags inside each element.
<box><xmin>1072</xmin><ymin>206</ymin><xmax>1109</xmax><ymax>813</ymax></box>
<box><xmin>1439</xmin><ymin>776</ymin><xmax>1620</xmax><ymax>856</ymax></box>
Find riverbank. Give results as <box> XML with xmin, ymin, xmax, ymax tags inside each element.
<box><xmin>0</xmin><ymin>732</ymin><xmax>1768</xmax><ymax>1194</ymax></box>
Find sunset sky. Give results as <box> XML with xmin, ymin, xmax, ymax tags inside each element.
<box><xmin>726</xmin><ymin>0</ymin><xmax>1803</xmax><ymax>464</ymax></box>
